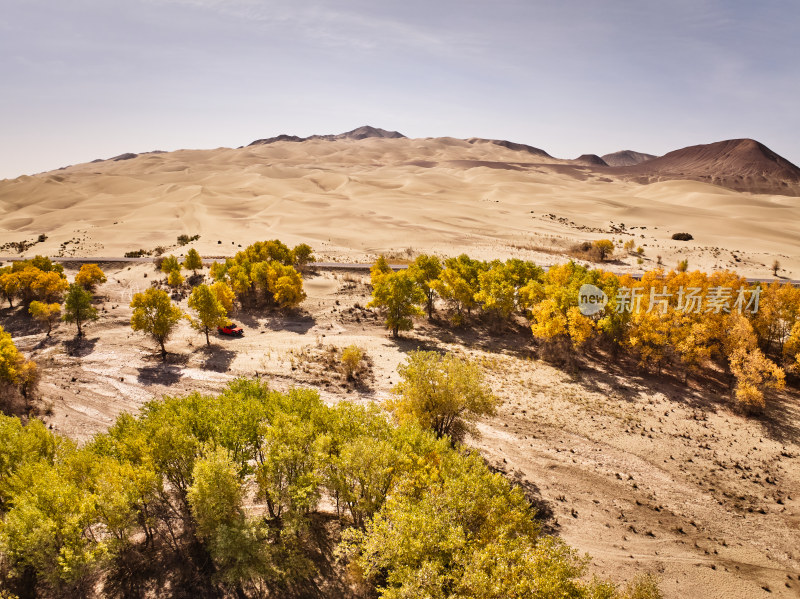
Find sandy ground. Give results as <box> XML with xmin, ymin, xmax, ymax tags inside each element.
<box><xmin>1</xmin><ymin>137</ymin><xmax>799</xmax><ymax>279</ymax></box>
<box><xmin>3</xmin><ymin>263</ymin><xmax>799</xmax><ymax>598</ymax></box>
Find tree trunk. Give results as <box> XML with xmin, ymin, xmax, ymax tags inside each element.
<box><xmin>392</xmin><ymin>325</ymin><xmax>399</xmax><ymax>338</ymax></box>
<box><xmin>205</xmin><ymin>327</ymin><xmax>210</xmax><ymax>345</ymax></box>
<box><xmin>17</xmin><ymin>565</ymin><xmax>38</xmax><ymax>599</ymax></box>
<box><xmin>76</xmin><ymin>318</ymin><xmax>83</xmax><ymax>337</ymax></box>
<box><xmin>160</xmin><ymin>340</ymin><xmax>167</xmax><ymax>361</ymax></box>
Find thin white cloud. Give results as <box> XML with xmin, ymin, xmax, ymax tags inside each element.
<box><xmin>141</xmin><ymin>0</ymin><xmax>479</xmax><ymax>56</ymax></box>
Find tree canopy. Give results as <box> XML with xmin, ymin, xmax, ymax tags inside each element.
<box><xmin>0</xmin><ymin>381</ymin><xmax>659</xmax><ymax>598</ymax></box>
<box><xmin>130</xmin><ymin>288</ymin><xmax>184</xmax><ymax>359</ymax></box>
<box><xmin>63</xmin><ymin>284</ymin><xmax>97</xmax><ymax>336</ymax></box>
<box><xmin>187</xmin><ymin>284</ymin><xmax>229</xmax><ymax>344</ymax></box>
<box><xmin>74</xmin><ymin>263</ymin><xmax>107</xmax><ymax>291</ymax></box>
<box><xmin>367</xmin><ymin>270</ymin><xmax>424</xmax><ymax>337</ymax></box>
<box><xmin>388</xmin><ymin>350</ymin><xmax>499</xmax><ymax>442</ymax></box>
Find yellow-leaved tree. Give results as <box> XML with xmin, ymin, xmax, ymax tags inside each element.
<box><xmin>187</xmin><ymin>284</ymin><xmax>229</xmax><ymax>345</ymax></box>
<box><xmin>367</xmin><ymin>270</ymin><xmax>424</xmax><ymax>338</ymax></box>
<box><xmin>167</xmin><ymin>269</ymin><xmax>185</xmax><ymax>289</ymax></box>
<box><xmin>74</xmin><ymin>264</ymin><xmax>107</xmax><ymax>292</ymax></box>
<box><xmin>210</xmin><ymin>281</ymin><xmax>235</xmax><ymax>314</ymax></box>
<box><xmin>723</xmin><ymin>314</ymin><xmax>785</xmax><ymax>410</ymax></box>
<box><xmin>182</xmin><ymin>249</ymin><xmax>203</xmax><ymax>275</ymax></box>
<box><xmin>0</xmin><ymin>325</ymin><xmax>39</xmax><ymax>403</ymax></box>
<box><xmin>130</xmin><ymin>289</ymin><xmax>184</xmax><ymax>360</ymax></box>
<box><xmin>387</xmin><ymin>350</ymin><xmax>498</xmax><ymax>442</ymax></box>
<box><xmin>29</xmin><ymin>301</ymin><xmax>62</xmax><ymax>336</ymax></box>
<box><xmin>0</xmin><ymin>270</ymin><xmax>21</xmax><ymax>307</ymax></box>
<box><xmin>407</xmin><ymin>254</ymin><xmax>442</xmax><ymax>320</ymax></box>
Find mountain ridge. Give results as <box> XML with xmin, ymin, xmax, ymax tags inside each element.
<box><xmin>606</xmin><ymin>138</ymin><xmax>800</xmax><ymax>195</ymax></box>
<box><xmin>601</xmin><ymin>150</ymin><xmax>656</xmax><ymax>167</ymax></box>
<box><xmin>249</xmin><ymin>125</ymin><xmax>405</xmax><ymax>146</ymax></box>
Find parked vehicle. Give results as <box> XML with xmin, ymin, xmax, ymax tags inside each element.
<box><xmin>218</xmin><ymin>323</ymin><xmax>244</xmax><ymax>337</ymax></box>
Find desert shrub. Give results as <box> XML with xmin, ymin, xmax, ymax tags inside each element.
<box><xmin>340</xmin><ymin>345</ymin><xmax>366</xmax><ymax>381</ymax></box>
<box><xmin>677</xmin><ymin>259</ymin><xmax>688</xmax><ymax>272</ymax></box>
<box><xmin>124</xmin><ymin>249</ymin><xmax>149</xmax><ymax>258</ymax></box>
<box><xmin>167</xmin><ymin>269</ymin><xmax>184</xmax><ymax>288</ymax></box>
<box><xmin>177</xmin><ymin>234</ymin><xmax>200</xmax><ymax>246</ymax></box>
<box><xmin>619</xmin><ymin>572</ymin><xmax>664</xmax><ymax>598</ymax></box>
<box><xmin>671</xmin><ymin>232</ymin><xmax>693</xmax><ymax>241</ymax></box>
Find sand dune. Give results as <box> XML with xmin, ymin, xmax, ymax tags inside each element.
<box><xmin>1</xmin><ymin>135</ymin><xmax>799</xmax><ymax>279</ymax></box>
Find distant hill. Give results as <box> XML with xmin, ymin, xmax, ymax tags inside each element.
<box><xmin>466</xmin><ymin>138</ymin><xmax>552</xmax><ymax>158</ymax></box>
<box><xmin>573</xmin><ymin>154</ymin><xmax>609</xmax><ymax>167</ymax></box>
<box><xmin>601</xmin><ymin>150</ymin><xmax>656</xmax><ymax>167</ymax></box>
<box><xmin>607</xmin><ymin>138</ymin><xmax>800</xmax><ymax>195</ymax></box>
<box><xmin>249</xmin><ymin>126</ymin><xmax>405</xmax><ymax>146</ymax></box>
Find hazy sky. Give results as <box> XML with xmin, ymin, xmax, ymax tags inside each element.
<box><xmin>2</xmin><ymin>0</ymin><xmax>799</xmax><ymax>179</ymax></box>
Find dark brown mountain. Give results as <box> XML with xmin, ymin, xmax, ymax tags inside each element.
<box><xmin>249</xmin><ymin>126</ymin><xmax>405</xmax><ymax>146</ymax></box>
<box><xmin>606</xmin><ymin>139</ymin><xmax>800</xmax><ymax>196</ymax></box>
<box><xmin>332</xmin><ymin>125</ymin><xmax>405</xmax><ymax>140</ymax></box>
<box><xmin>573</xmin><ymin>154</ymin><xmax>609</xmax><ymax>167</ymax></box>
<box><xmin>601</xmin><ymin>150</ymin><xmax>656</xmax><ymax>167</ymax></box>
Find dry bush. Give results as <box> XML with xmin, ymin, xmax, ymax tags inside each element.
<box><xmin>289</xmin><ymin>344</ymin><xmax>373</xmax><ymax>388</ymax></box>
<box><xmin>569</xmin><ymin>241</ymin><xmax>602</xmax><ymax>262</ymax></box>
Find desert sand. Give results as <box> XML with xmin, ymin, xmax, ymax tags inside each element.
<box><xmin>1</xmin><ymin>135</ymin><xmax>798</xmax><ymax>279</ymax></box>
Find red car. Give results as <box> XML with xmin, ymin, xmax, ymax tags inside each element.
<box><xmin>218</xmin><ymin>323</ymin><xmax>244</xmax><ymax>337</ymax></box>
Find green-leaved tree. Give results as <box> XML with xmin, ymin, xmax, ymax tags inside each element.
<box><xmin>63</xmin><ymin>284</ymin><xmax>97</xmax><ymax>336</ymax></box>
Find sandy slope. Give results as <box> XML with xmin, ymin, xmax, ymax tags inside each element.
<box><xmin>1</xmin><ymin>137</ymin><xmax>798</xmax><ymax>278</ymax></box>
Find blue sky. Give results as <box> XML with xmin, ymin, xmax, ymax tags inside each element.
<box><xmin>1</xmin><ymin>0</ymin><xmax>798</xmax><ymax>179</ymax></box>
